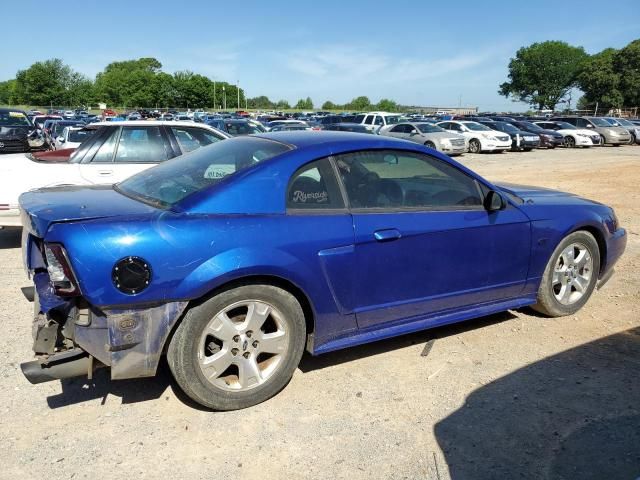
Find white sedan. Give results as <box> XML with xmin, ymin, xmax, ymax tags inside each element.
<box><xmin>0</xmin><ymin>121</ymin><xmax>230</xmax><ymax>228</ymax></box>
<box><xmin>533</xmin><ymin>121</ymin><xmax>599</xmax><ymax>148</ymax></box>
<box><xmin>436</xmin><ymin>121</ymin><xmax>512</xmax><ymax>153</ymax></box>
<box><xmin>54</xmin><ymin>126</ymin><xmax>95</xmax><ymax>150</ymax></box>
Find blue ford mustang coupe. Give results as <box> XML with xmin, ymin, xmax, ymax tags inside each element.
<box><xmin>19</xmin><ymin>132</ymin><xmax>626</xmax><ymax>410</ymax></box>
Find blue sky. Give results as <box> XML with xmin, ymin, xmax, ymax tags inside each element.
<box><xmin>3</xmin><ymin>0</ymin><xmax>639</xmax><ymax>110</ymax></box>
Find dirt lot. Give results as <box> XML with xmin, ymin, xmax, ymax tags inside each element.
<box><xmin>1</xmin><ymin>146</ymin><xmax>638</xmax><ymax>480</ymax></box>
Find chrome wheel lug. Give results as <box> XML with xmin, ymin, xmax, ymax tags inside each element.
<box><xmin>233</xmin><ymin>335</ymin><xmax>240</xmax><ymax>342</ymax></box>
<box><xmin>231</xmin><ymin>348</ymin><xmax>239</xmax><ymax>356</ymax></box>
<box><xmin>242</xmin><ymin>352</ymin><xmax>250</xmax><ymax>359</ymax></box>
<box><xmin>252</xmin><ymin>340</ymin><xmax>259</xmax><ymax>348</ymax></box>
<box><xmin>246</xmin><ymin>330</ymin><xmax>253</xmax><ymax>338</ymax></box>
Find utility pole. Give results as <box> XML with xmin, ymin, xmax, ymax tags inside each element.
<box><xmin>237</xmin><ymin>80</ymin><xmax>240</xmax><ymax>110</ymax></box>
<box><xmin>213</xmin><ymin>79</ymin><xmax>216</xmax><ymax>110</ymax></box>
<box><xmin>223</xmin><ymin>85</ymin><xmax>226</xmax><ymax>111</ymax></box>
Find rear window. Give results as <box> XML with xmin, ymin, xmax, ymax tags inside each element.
<box><xmin>116</xmin><ymin>137</ymin><xmax>292</xmax><ymax>207</ymax></box>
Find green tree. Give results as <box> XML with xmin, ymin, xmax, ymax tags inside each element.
<box><xmin>14</xmin><ymin>58</ymin><xmax>86</xmax><ymax>106</ymax></box>
<box><xmin>247</xmin><ymin>96</ymin><xmax>274</xmax><ymax>109</ymax></box>
<box><xmin>275</xmin><ymin>99</ymin><xmax>291</xmax><ymax>110</ymax></box>
<box><xmin>295</xmin><ymin>97</ymin><xmax>313</xmax><ymax>109</ymax></box>
<box><xmin>94</xmin><ymin>57</ymin><xmax>163</xmax><ymax>107</ymax></box>
<box><xmin>375</xmin><ymin>98</ymin><xmax>398</xmax><ymax>112</ymax></box>
<box><xmin>322</xmin><ymin>100</ymin><xmax>336</xmax><ymax>110</ymax></box>
<box><xmin>0</xmin><ymin>79</ymin><xmax>17</xmax><ymax>105</ymax></box>
<box><xmin>348</xmin><ymin>96</ymin><xmax>371</xmax><ymax>111</ymax></box>
<box><xmin>499</xmin><ymin>41</ymin><xmax>588</xmax><ymax>110</ymax></box>
<box><xmin>576</xmin><ymin>48</ymin><xmax>623</xmax><ymax>110</ymax></box>
<box><xmin>614</xmin><ymin>39</ymin><xmax>640</xmax><ymax>106</ymax></box>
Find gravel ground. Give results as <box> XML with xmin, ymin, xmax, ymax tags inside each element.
<box><xmin>1</xmin><ymin>145</ymin><xmax>638</xmax><ymax>480</ymax></box>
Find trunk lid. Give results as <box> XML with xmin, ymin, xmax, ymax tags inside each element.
<box><xmin>20</xmin><ymin>185</ymin><xmax>159</xmax><ymax>237</ymax></box>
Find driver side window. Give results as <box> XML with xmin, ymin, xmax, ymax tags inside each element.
<box><xmin>335</xmin><ymin>150</ymin><xmax>483</xmax><ymax>210</ymax></box>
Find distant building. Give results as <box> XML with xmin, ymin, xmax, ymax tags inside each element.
<box><xmin>406</xmin><ymin>106</ymin><xmax>478</xmax><ymax>115</ymax></box>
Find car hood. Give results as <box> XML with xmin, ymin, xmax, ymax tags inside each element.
<box><xmin>495</xmin><ymin>182</ymin><xmax>603</xmax><ymax>207</ymax></box>
<box><xmin>20</xmin><ymin>185</ymin><xmax>159</xmax><ymax>237</ymax></box>
<box><xmin>595</xmin><ymin>126</ymin><xmax>628</xmax><ymax>135</ymax></box>
<box><xmin>422</xmin><ymin>131</ymin><xmax>465</xmax><ymax>140</ymax></box>
<box><xmin>31</xmin><ymin>148</ymin><xmax>76</xmax><ymax>163</ymax></box>
<box><xmin>538</xmin><ymin>129</ymin><xmax>563</xmax><ymax>137</ymax></box>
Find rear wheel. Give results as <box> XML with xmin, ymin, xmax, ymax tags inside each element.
<box><xmin>532</xmin><ymin>231</ymin><xmax>600</xmax><ymax>317</ymax></box>
<box><xmin>563</xmin><ymin>136</ymin><xmax>576</xmax><ymax>148</ymax></box>
<box><xmin>167</xmin><ymin>284</ymin><xmax>306</xmax><ymax>410</ymax></box>
<box><xmin>468</xmin><ymin>138</ymin><xmax>481</xmax><ymax>153</ymax></box>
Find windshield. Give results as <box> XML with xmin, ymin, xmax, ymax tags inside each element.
<box><xmin>463</xmin><ymin>122</ymin><xmax>491</xmax><ymax>131</ymax></box>
<box><xmin>117</xmin><ymin>137</ymin><xmax>292</xmax><ymax>207</ymax></box>
<box><xmin>494</xmin><ymin>122</ymin><xmax>519</xmax><ymax>133</ymax></box>
<box><xmin>589</xmin><ymin>117</ymin><xmax>612</xmax><ymax>127</ymax></box>
<box><xmin>553</xmin><ymin>121</ymin><xmax>576</xmax><ymax>130</ymax></box>
<box><xmin>385</xmin><ymin>116</ymin><xmax>401</xmax><ymax>125</ymax></box>
<box><xmin>609</xmin><ymin>118</ymin><xmax>632</xmax><ymax>127</ymax></box>
<box><xmin>518</xmin><ymin>121</ymin><xmax>542</xmax><ymax>131</ymax></box>
<box><xmin>417</xmin><ymin>123</ymin><xmax>445</xmax><ymax>133</ymax></box>
<box><xmin>0</xmin><ymin>111</ymin><xmax>32</xmax><ymax>127</ymax></box>
<box><xmin>68</xmin><ymin>129</ymin><xmax>95</xmax><ymax>143</ymax></box>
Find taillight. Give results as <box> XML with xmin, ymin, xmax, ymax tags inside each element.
<box><xmin>44</xmin><ymin>243</ymin><xmax>80</xmax><ymax>296</ymax></box>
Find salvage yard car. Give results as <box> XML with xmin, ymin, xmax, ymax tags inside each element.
<box><xmin>380</xmin><ymin>122</ymin><xmax>467</xmax><ymax>155</ymax></box>
<box><xmin>0</xmin><ymin>108</ymin><xmax>40</xmax><ymax>153</ymax></box>
<box><xmin>551</xmin><ymin>116</ymin><xmax>631</xmax><ymax>146</ymax></box>
<box><xmin>436</xmin><ymin>120</ymin><xmax>512</xmax><ymax>153</ymax></box>
<box><xmin>533</xmin><ymin>121</ymin><xmax>600</xmax><ymax>148</ymax></box>
<box><xmin>0</xmin><ymin>121</ymin><xmax>230</xmax><ymax>227</ymax></box>
<box><xmin>18</xmin><ymin>131</ymin><xmax>626</xmax><ymax>410</ymax></box>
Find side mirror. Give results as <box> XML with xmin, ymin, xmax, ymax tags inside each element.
<box><xmin>409</xmin><ymin>130</ymin><xmax>418</xmax><ymax>135</ymax></box>
<box><xmin>484</xmin><ymin>190</ymin><xmax>506</xmax><ymax>212</ymax></box>
<box><xmin>59</xmin><ymin>138</ymin><xmax>65</xmax><ymax>143</ymax></box>
<box><xmin>586</xmin><ymin>124</ymin><xmax>593</xmax><ymax>128</ymax></box>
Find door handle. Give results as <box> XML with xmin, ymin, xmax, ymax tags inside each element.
<box><xmin>98</xmin><ymin>170</ymin><xmax>113</xmax><ymax>176</ymax></box>
<box><xmin>374</xmin><ymin>229</ymin><xmax>401</xmax><ymax>242</ymax></box>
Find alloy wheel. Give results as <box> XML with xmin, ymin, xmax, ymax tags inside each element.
<box><xmin>197</xmin><ymin>300</ymin><xmax>289</xmax><ymax>391</ymax></box>
<box><xmin>551</xmin><ymin>243</ymin><xmax>593</xmax><ymax>305</ymax></box>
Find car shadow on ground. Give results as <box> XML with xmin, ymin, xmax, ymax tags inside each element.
<box><xmin>434</xmin><ymin>326</ymin><xmax>640</xmax><ymax>480</ymax></box>
<box><xmin>299</xmin><ymin>310</ymin><xmax>517</xmax><ymax>372</ymax></box>
<box><xmin>45</xmin><ymin>359</ymin><xmax>208</xmax><ymax>411</ymax></box>
<box><xmin>44</xmin><ymin>311</ymin><xmax>517</xmax><ymax>409</ymax></box>
<box><xmin>0</xmin><ymin>228</ymin><xmax>21</xmax><ymax>249</ymax></box>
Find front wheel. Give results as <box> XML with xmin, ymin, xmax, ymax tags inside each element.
<box><xmin>167</xmin><ymin>284</ymin><xmax>306</xmax><ymax>410</ymax></box>
<box><xmin>424</xmin><ymin>141</ymin><xmax>436</xmax><ymax>150</ymax></box>
<box><xmin>563</xmin><ymin>136</ymin><xmax>576</xmax><ymax>148</ymax></box>
<box><xmin>532</xmin><ymin>231</ymin><xmax>600</xmax><ymax>317</ymax></box>
<box><xmin>468</xmin><ymin>139</ymin><xmax>481</xmax><ymax>153</ymax></box>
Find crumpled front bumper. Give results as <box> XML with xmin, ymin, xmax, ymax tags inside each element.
<box><xmin>22</xmin><ymin>271</ymin><xmax>188</xmax><ymax>383</ymax></box>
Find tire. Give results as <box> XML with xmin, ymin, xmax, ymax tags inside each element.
<box><xmin>167</xmin><ymin>284</ymin><xmax>306</xmax><ymax>410</ymax></box>
<box><xmin>468</xmin><ymin>138</ymin><xmax>481</xmax><ymax>153</ymax></box>
<box><xmin>424</xmin><ymin>141</ymin><xmax>436</xmax><ymax>149</ymax></box>
<box><xmin>563</xmin><ymin>136</ymin><xmax>576</xmax><ymax>148</ymax></box>
<box><xmin>532</xmin><ymin>231</ymin><xmax>600</xmax><ymax>317</ymax></box>
<box><xmin>628</xmin><ymin>133</ymin><xmax>635</xmax><ymax>145</ymax></box>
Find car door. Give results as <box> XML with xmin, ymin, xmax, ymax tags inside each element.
<box><xmin>336</xmin><ymin>149</ymin><xmax>531</xmax><ymax>329</ymax></box>
<box><xmin>79</xmin><ymin>125</ymin><xmax>172</xmax><ymax>184</ymax></box>
<box><xmin>386</xmin><ymin>124</ymin><xmax>409</xmax><ymax>139</ymax></box>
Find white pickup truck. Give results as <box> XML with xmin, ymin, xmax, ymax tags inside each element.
<box><xmin>0</xmin><ymin>121</ymin><xmax>229</xmax><ymax>228</ymax></box>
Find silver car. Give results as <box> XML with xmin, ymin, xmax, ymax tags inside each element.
<box><xmin>381</xmin><ymin>122</ymin><xmax>467</xmax><ymax>156</ymax></box>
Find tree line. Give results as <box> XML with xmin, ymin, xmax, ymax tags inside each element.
<box><xmin>499</xmin><ymin>39</ymin><xmax>640</xmax><ymax>111</ymax></box>
<box><xmin>0</xmin><ymin>57</ymin><xmax>247</xmax><ymax>110</ymax></box>
<box><xmin>0</xmin><ymin>57</ymin><xmax>403</xmax><ymax>112</ymax></box>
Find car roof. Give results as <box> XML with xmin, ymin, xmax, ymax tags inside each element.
<box><xmin>253</xmin><ymin>130</ymin><xmax>411</xmax><ymax>149</ymax></box>
<box><xmin>87</xmin><ymin>120</ymin><xmax>209</xmax><ymax>128</ymax></box>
